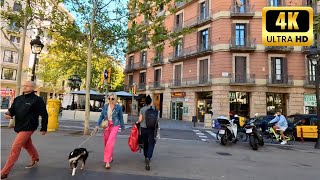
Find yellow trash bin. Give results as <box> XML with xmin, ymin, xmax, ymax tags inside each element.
<box><xmin>47</xmin><ymin>99</ymin><xmax>61</xmax><ymax>132</ymax></box>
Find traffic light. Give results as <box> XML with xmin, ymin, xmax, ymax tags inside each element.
<box><xmin>132</xmin><ymin>84</ymin><xmax>136</xmax><ymax>95</ymax></box>
<box><xmin>107</xmin><ymin>68</ymin><xmax>112</xmax><ymax>84</ymax></box>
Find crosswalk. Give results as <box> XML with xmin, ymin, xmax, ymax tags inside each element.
<box><xmin>193</xmin><ymin>129</ymin><xmax>218</xmax><ymax>142</ymax></box>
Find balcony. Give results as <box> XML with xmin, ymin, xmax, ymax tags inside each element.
<box><xmin>151</xmin><ymin>56</ymin><xmax>164</xmax><ymax>67</ymax></box>
<box><xmin>267</xmin><ymin>74</ymin><xmax>293</xmax><ymax>86</ymax></box>
<box><xmin>265</xmin><ymin>46</ymin><xmax>294</xmax><ymax>53</ymax></box>
<box><xmin>304</xmin><ymin>75</ymin><xmax>316</xmax><ymax>87</ymax></box>
<box><xmin>138</xmin><ymin>83</ymin><xmax>146</xmax><ymax>90</ymax></box>
<box><xmin>174</xmin><ymin>0</ymin><xmax>195</xmax><ymax>10</ymax></box>
<box><xmin>149</xmin><ymin>81</ymin><xmax>165</xmax><ymax>90</ymax></box>
<box><xmin>1</xmin><ymin>76</ymin><xmax>16</xmax><ymax>81</ymax></box>
<box><xmin>169</xmin><ymin>42</ymin><xmax>213</xmax><ymax>63</ymax></box>
<box><xmin>134</xmin><ymin>61</ymin><xmax>148</xmax><ymax>70</ymax></box>
<box><xmin>302</xmin><ymin>44</ymin><xmax>320</xmax><ymax>53</ymax></box>
<box><xmin>184</xmin><ymin>10</ymin><xmax>213</xmax><ymax>28</ymax></box>
<box><xmin>2</xmin><ymin>58</ymin><xmax>18</xmax><ymax>64</ymax></box>
<box><xmin>174</xmin><ymin>23</ymin><xmax>183</xmax><ymax>32</ymax></box>
<box><xmin>124</xmin><ymin>64</ymin><xmax>134</xmax><ymax>73</ymax></box>
<box><xmin>229</xmin><ymin>38</ymin><xmax>256</xmax><ymax>52</ymax></box>
<box><xmin>169</xmin><ymin>75</ymin><xmax>213</xmax><ymax>88</ymax></box>
<box><xmin>123</xmin><ymin>85</ymin><xmax>133</xmax><ymax>92</ymax></box>
<box><xmin>230</xmin><ymin>4</ymin><xmax>255</xmax><ymax>18</ymax></box>
<box><xmin>230</xmin><ymin>74</ymin><xmax>255</xmax><ymax>85</ymax></box>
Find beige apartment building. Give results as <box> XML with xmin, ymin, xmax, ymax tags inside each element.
<box><xmin>125</xmin><ymin>0</ymin><xmax>319</xmax><ymax>122</ymax></box>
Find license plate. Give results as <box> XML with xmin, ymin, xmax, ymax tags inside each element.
<box><xmin>246</xmin><ymin>129</ymin><xmax>253</xmax><ymax>133</ymax></box>
<box><xmin>219</xmin><ymin>130</ymin><xmax>225</xmax><ymax>134</ymax></box>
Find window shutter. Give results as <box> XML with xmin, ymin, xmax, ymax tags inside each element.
<box><xmin>246</xmin><ymin>23</ymin><xmax>250</xmax><ymax>46</ymax></box>
<box><xmin>282</xmin><ymin>57</ymin><xmax>288</xmax><ymax>75</ymax></box>
<box><xmin>231</xmin><ymin>23</ymin><xmax>236</xmax><ymax>44</ymax></box>
<box><xmin>208</xmin><ymin>27</ymin><xmax>212</xmax><ymax>48</ymax></box>
<box><xmin>271</xmin><ymin>57</ymin><xmax>276</xmax><ymax>80</ymax></box>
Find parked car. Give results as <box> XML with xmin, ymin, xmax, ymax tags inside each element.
<box><xmin>287</xmin><ymin>114</ymin><xmax>318</xmax><ymax>139</ymax></box>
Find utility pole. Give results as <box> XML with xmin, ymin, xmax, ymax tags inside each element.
<box><xmin>84</xmin><ymin>0</ymin><xmax>97</xmax><ymax>135</ymax></box>
<box><xmin>131</xmin><ymin>82</ymin><xmax>136</xmax><ymax>123</ymax></box>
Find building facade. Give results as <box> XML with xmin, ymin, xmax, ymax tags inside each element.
<box><xmin>125</xmin><ymin>0</ymin><xmax>320</xmax><ymax>121</ymax></box>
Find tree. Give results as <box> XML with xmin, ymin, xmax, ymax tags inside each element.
<box><xmin>0</xmin><ymin>0</ymin><xmax>71</xmax><ymax>96</ymax></box>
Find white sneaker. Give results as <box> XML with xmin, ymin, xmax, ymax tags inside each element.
<box><xmin>280</xmin><ymin>141</ymin><xmax>287</xmax><ymax>145</ymax></box>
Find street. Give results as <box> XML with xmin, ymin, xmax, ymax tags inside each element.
<box><xmin>1</xmin><ymin>127</ymin><xmax>320</xmax><ymax>180</ymax></box>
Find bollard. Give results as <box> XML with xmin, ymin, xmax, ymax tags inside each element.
<box><xmin>47</xmin><ymin>99</ymin><xmax>61</xmax><ymax>132</ymax></box>
<box><xmin>300</xmin><ymin>127</ymin><xmax>304</xmax><ymax>143</ymax></box>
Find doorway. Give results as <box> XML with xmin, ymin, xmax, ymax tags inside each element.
<box><xmin>197</xmin><ymin>92</ymin><xmax>213</xmax><ymax>122</ymax></box>
<box><xmin>171</xmin><ymin>101</ymin><xmax>183</xmax><ymax>120</ymax></box>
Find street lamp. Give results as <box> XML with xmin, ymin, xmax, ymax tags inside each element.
<box><xmin>306</xmin><ymin>45</ymin><xmax>320</xmax><ymax>149</ymax></box>
<box><xmin>67</xmin><ymin>74</ymin><xmax>82</xmax><ymax>110</ymax></box>
<box><xmin>30</xmin><ymin>35</ymin><xmax>44</xmax><ymax>81</ymax></box>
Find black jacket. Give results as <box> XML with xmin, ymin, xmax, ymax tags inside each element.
<box><xmin>7</xmin><ymin>92</ymin><xmax>48</xmax><ymax>132</ymax></box>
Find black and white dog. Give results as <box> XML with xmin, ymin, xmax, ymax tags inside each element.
<box><xmin>68</xmin><ymin>148</ymin><xmax>89</xmax><ymax>176</ymax></box>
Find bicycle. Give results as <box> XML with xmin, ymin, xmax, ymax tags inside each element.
<box><xmin>264</xmin><ymin>123</ymin><xmax>295</xmax><ymax>145</ymax></box>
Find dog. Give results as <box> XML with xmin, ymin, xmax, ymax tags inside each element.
<box><xmin>68</xmin><ymin>148</ymin><xmax>89</xmax><ymax>176</ymax></box>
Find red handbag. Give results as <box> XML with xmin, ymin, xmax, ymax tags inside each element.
<box><xmin>128</xmin><ymin>124</ymin><xmax>139</xmax><ymax>152</ymax></box>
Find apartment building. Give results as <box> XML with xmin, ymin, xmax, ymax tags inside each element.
<box><xmin>0</xmin><ymin>0</ymin><xmax>73</xmax><ymax>108</ymax></box>
<box><xmin>125</xmin><ymin>0</ymin><xmax>320</xmax><ymax>122</ymax></box>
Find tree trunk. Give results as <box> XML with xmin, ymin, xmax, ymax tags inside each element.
<box><xmin>84</xmin><ymin>0</ymin><xmax>96</xmax><ymax>135</ymax></box>
<box><xmin>16</xmin><ymin>0</ymin><xmax>30</xmax><ymax>96</ymax></box>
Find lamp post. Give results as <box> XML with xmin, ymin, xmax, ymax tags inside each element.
<box><xmin>306</xmin><ymin>45</ymin><xmax>320</xmax><ymax>149</ymax></box>
<box><xmin>67</xmin><ymin>74</ymin><xmax>82</xmax><ymax>110</ymax></box>
<box><xmin>30</xmin><ymin>36</ymin><xmax>44</xmax><ymax>81</ymax></box>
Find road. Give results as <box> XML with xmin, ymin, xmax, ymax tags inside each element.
<box><xmin>1</xmin><ymin>128</ymin><xmax>320</xmax><ymax>180</ymax></box>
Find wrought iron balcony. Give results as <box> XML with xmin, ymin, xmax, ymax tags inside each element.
<box><xmin>169</xmin><ymin>75</ymin><xmax>213</xmax><ymax>88</ymax></box>
<box><xmin>229</xmin><ymin>38</ymin><xmax>256</xmax><ymax>51</ymax></box>
<box><xmin>174</xmin><ymin>0</ymin><xmax>195</xmax><ymax>9</ymax></box>
<box><xmin>265</xmin><ymin>46</ymin><xmax>294</xmax><ymax>53</ymax></box>
<box><xmin>149</xmin><ymin>81</ymin><xmax>165</xmax><ymax>90</ymax></box>
<box><xmin>174</xmin><ymin>23</ymin><xmax>183</xmax><ymax>31</ymax></box>
<box><xmin>267</xmin><ymin>74</ymin><xmax>293</xmax><ymax>86</ymax></box>
<box><xmin>230</xmin><ymin>74</ymin><xmax>255</xmax><ymax>85</ymax></box>
<box><xmin>124</xmin><ymin>64</ymin><xmax>134</xmax><ymax>73</ymax></box>
<box><xmin>169</xmin><ymin>42</ymin><xmax>213</xmax><ymax>63</ymax></box>
<box><xmin>138</xmin><ymin>83</ymin><xmax>146</xmax><ymax>90</ymax></box>
<box><xmin>184</xmin><ymin>10</ymin><xmax>213</xmax><ymax>28</ymax></box>
<box><xmin>151</xmin><ymin>56</ymin><xmax>164</xmax><ymax>67</ymax></box>
<box><xmin>230</xmin><ymin>4</ymin><xmax>255</xmax><ymax>17</ymax></box>
<box><xmin>135</xmin><ymin>61</ymin><xmax>148</xmax><ymax>70</ymax></box>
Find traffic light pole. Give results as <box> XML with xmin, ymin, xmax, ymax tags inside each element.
<box><xmin>105</xmin><ymin>80</ymin><xmax>109</xmax><ymax>104</ymax></box>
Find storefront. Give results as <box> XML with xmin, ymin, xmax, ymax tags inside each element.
<box><xmin>171</xmin><ymin>92</ymin><xmax>186</xmax><ymax>120</ymax></box>
<box><xmin>304</xmin><ymin>94</ymin><xmax>316</xmax><ymax>114</ymax></box>
<box><xmin>229</xmin><ymin>91</ymin><xmax>250</xmax><ymax>118</ymax></box>
<box><xmin>1</xmin><ymin>88</ymin><xmax>15</xmax><ymax>109</ymax></box>
<box><xmin>153</xmin><ymin>93</ymin><xmax>163</xmax><ymax>118</ymax></box>
<box><xmin>196</xmin><ymin>92</ymin><xmax>212</xmax><ymax>122</ymax></box>
<box><xmin>266</xmin><ymin>93</ymin><xmax>287</xmax><ymax>115</ymax></box>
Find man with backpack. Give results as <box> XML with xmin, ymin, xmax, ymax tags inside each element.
<box><xmin>137</xmin><ymin>95</ymin><xmax>158</xmax><ymax>171</ymax></box>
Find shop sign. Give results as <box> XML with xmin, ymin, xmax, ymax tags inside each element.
<box><xmin>304</xmin><ymin>94</ymin><xmax>316</xmax><ymax>107</ymax></box>
<box><xmin>171</xmin><ymin>92</ymin><xmax>186</xmax><ymax>98</ymax></box>
<box><xmin>1</xmin><ymin>89</ymin><xmax>15</xmax><ymax>97</ymax></box>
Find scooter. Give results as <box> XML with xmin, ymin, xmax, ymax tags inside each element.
<box><xmin>218</xmin><ymin>118</ymin><xmax>238</xmax><ymax>145</ymax></box>
<box><xmin>244</xmin><ymin>118</ymin><xmax>264</xmax><ymax>150</ymax></box>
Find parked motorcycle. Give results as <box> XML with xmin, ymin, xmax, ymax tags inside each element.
<box><xmin>218</xmin><ymin>118</ymin><xmax>238</xmax><ymax>145</ymax></box>
<box><xmin>244</xmin><ymin>119</ymin><xmax>264</xmax><ymax>150</ymax></box>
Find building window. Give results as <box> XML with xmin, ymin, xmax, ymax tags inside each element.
<box><xmin>235</xmin><ymin>24</ymin><xmax>246</xmax><ymax>46</ymax></box>
<box><xmin>10</xmin><ymin>35</ymin><xmax>20</xmax><ymax>44</ymax></box>
<box><xmin>235</xmin><ymin>56</ymin><xmax>247</xmax><ymax>83</ymax></box>
<box><xmin>175</xmin><ymin>39</ymin><xmax>183</xmax><ymax>57</ymax></box>
<box><xmin>1</xmin><ymin>68</ymin><xmax>17</xmax><ymax>80</ymax></box>
<box><xmin>128</xmin><ymin>75</ymin><xmax>133</xmax><ymax>86</ymax></box>
<box><xmin>229</xmin><ymin>92</ymin><xmax>250</xmax><ymax>118</ymax></box>
<box><xmin>128</xmin><ymin>55</ymin><xmax>134</xmax><ymax>67</ymax></box>
<box><xmin>308</xmin><ymin>60</ymin><xmax>316</xmax><ymax>82</ymax></box>
<box><xmin>174</xmin><ymin>64</ymin><xmax>182</xmax><ymax>86</ymax></box>
<box><xmin>199</xmin><ymin>59</ymin><xmax>208</xmax><ymax>83</ymax></box>
<box><xmin>155</xmin><ymin>69</ymin><xmax>161</xmax><ymax>82</ymax></box>
<box><xmin>199</xmin><ymin>29</ymin><xmax>209</xmax><ymax>50</ymax></box>
<box><xmin>175</xmin><ymin>13</ymin><xmax>183</xmax><ymax>29</ymax></box>
<box><xmin>266</xmin><ymin>93</ymin><xmax>287</xmax><ymax>115</ymax></box>
<box><xmin>1</xmin><ymin>0</ymin><xmax>4</xmax><ymax>8</ymax></box>
<box><xmin>13</xmin><ymin>2</ymin><xmax>22</xmax><ymax>11</ymax></box>
<box><xmin>3</xmin><ymin>50</ymin><xmax>18</xmax><ymax>64</ymax></box>
<box><xmin>139</xmin><ymin>72</ymin><xmax>146</xmax><ymax>89</ymax></box>
<box><xmin>200</xmin><ymin>2</ymin><xmax>207</xmax><ymax>20</ymax></box>
<box><xmin>271</xmin><ymin>57</ymin><xmax>288</xmax><ymax>83</ymax></box>
<box><xmin>159</xmin><ymin>3</ymin><xmax>164</xmax><ymax>12</ymax></box>
<box><xmin>269</xmin><ymin>0</ymin><xmax>282</xmax><ymax>6</ymax></box>
<box><xmin>140</xmin><ymin>51</ymin><xmax>146</xmax><ymax>65</ymax></box>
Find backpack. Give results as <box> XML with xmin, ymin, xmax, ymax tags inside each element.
<box><xmin>145</xmin><ymin>106</ymin><xmax>158</xmax><ymax>129</ymax></box>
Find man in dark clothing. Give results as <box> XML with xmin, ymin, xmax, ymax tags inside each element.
<box><xmin>138</xmin><ymin>95</ymin><xmax>157</xmax><ymax>171</ymax></box>
<box><xmin>1</xmin><ymin>81</ymin><xmax>48</xmax><ymax>179</ymax></box>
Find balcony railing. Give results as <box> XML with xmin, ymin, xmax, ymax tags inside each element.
<box><xmin>230</xmin><ymin>74</ymin><xmax>255</xmax><ymax>84</ymax></box>
<box><xmin>135</xmin><ymin>61</ymin><xmax>147</xmax><ymax>70</ymax></box>
<box><xmin>267</xmin><ymin>0</ymin><xmax>286</xmax><ymax>7</ymax></box>
<box><xmin>184</xmin><ymin>10</ymin><xmax>213</xmax><ymax>28</ymax></box>
<box><xmin>3</xmin><ymin>58</ymin><xmax>18</xmax><ymax>64</ymax></box>
<box><xmin>138</xmin><ymin>83</ymin><xmax>146</xmax><ymax>90</ymax></box>
<box><xmin>169</xmin><ymin>75</ymin><xmax>213</xmax><ymax>88</ymax></box>
<box><xmin>124</xmin><ymin>64</ymin><xmax>134</xmax><ymax>72</ymax></box>
<box><xmin>267</xmin><ymin>74</ymin><xmax>293</xmax><ymax>86</ymax></box>
<box><xmin>229</xmin><ymin>38</ymin><xmax>256</xmax><ymax>51</ymax></box>
<box><xmin>174</xmin><ymin>23</ymin><xmax>183</xmax><ymax>31</ymax></box>
<box><xmin>149</xmin><ymin>80</ymin><xmax>165</xmax><ymax>90</ymax></box>
<box><xmin>169</xmin><ymin>42</ymin><xmax>213</xmax><ymax>62</ymax></box>
<box><xmin>302</xmin><ymin>44</ymin><xmax>320</xmax><ymax>52</ymax></box>
<box><xmin>174</xmin><ymin>0</ymin><xmax>194</xmax><ymax>9</ymax></box>
<box><xmin>1</xmin><ymin>76</ymin><xmax>16</xmax><ymax>81</ymax></box>
<box><xmin>151</xmin><ymin>56</ymin><xmax>164</xmax><ymax>66</ymax></box>
<box><xmin>265</xmin><ymin>46</ymin><xmax>294</xmax><ymax>52</ymax></box>
<box><xmin>304</xmin><ymin>75</ymin><xmax>316</xmax><ymax>86</ymax></box>
<box><xmin>230</xmin><ymin>4</ymin><xmax>255</xmax><ymax>17</ymax></box>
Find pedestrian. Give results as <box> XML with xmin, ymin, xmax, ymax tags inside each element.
<box><xmin>1</xmin><ymin>81</ymin><xmax>48</xmax><ymax>179</ymax></box>
<box><xmin>94</xmin><ymin>92</ymin><xmax>125</xmax><ymax>169</ymax></box>
<box><xmin>137</xmin><ymin>95</ymin><xmax>158</xmax><ymax>171</ymax></box>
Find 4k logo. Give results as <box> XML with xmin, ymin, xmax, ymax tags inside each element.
<box><xmin>262</xmin><ymin>7</ymin><xmax>313</xmax><ymax>46</ymax></box>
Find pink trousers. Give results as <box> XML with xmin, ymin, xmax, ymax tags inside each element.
<box><xmin>103</xmin><ymin>121</ymin><xmax>120</xmax><ymax>163</ymax></box>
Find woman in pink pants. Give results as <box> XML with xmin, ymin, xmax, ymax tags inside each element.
<box><xmin>94</xmin><ymin>92</ymin><xmax>125</xmax><ymax>169</ymax></box>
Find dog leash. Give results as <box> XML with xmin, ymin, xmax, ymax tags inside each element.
<box><xmin>77</xmin><ymin>128</ymin><xmax>99</xmax><ymax>148</ymax></box>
